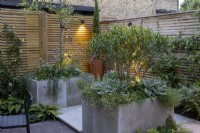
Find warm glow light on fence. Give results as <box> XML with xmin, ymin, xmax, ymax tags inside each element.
<box><xmin>78</xmin><ymin>25</ymin><xmax>87</xmax><ymax>32</ymax></box>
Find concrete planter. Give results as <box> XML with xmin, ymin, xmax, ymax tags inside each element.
<box><xmin>82</xmin><ymin>99</ymin><xmax>174</xmax><ymax>133</ymax></box>
<box><xmin>29</xmin><ymin>77</ymin><xmax>81</xmax><ymax>107</ymax></box>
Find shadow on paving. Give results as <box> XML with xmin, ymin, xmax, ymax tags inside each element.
<box><xmin>1</xmin><ymin>120</ymin><xmax>76</xmax><ymax>133</ymax></box>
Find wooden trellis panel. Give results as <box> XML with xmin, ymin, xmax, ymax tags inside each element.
<box><xmin>0</xmin><ymin>8</ymin><xmax>93</xmax><ymax>75</ymax></box>
<box><xmin>100</xmin><ymin>11</ymin><xmax>200</xmax><ymax>81</ymax></box>
<box><xmin>46</xmin><ymin>14</ymin><xmax>93</xmax><ymax>72</ymax></box>
<box><xmin>0</xmin><ymin>8</ymin><xmax>42</xmax><ymax>75</ymax></box>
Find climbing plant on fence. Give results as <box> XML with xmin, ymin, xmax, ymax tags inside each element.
<box><xmin>152</xmin><ymin>34</ymin><xmax>200</xmax><ymax>87</ymax></box>
<box><xmin>2</xmin><ymin>24</ymin><xmax>22</xmax><ymax>76</ymax></box>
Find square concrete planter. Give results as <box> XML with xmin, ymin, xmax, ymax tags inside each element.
<box><xmin>29</xmin><ymin>77</ymin><xmax>81</xmax><ymax>107</ymax></box>
<box><xmin>82</xmin><ymin>99</ymin><xmax>174</xmax><ymax>133</ymax></box>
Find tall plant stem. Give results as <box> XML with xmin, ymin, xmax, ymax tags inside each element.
<box><xmin>60</xmin><ymin>26</ymin><xmax>64</xmax><ymax>65</ymax></box>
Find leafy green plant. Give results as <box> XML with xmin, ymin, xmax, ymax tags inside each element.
<box><xmin>179</xmin><ymin>85</ymin><xmax>200</xmax><ymax>118</ymax></box>
<box><xmin>77</xmin><ymin>73</ymin><xmax>94</xmax><ymax>90</ymax></box>
<box><xmin>82</xmin><ymin>72</ymin><xmax>148</xmax><ymax>108</ymax></box>
<box><xmin>87</xmin><ymin>24</ymin><xmax>170</xmax><ymax>80</ymax></box>
<box><xmin>29</xmin><ymin>104</ymin><xmax>60</xmax><ymax>123</ymax></box>
<box><xmin>0</xmin><ymin>96</ymin><xmax>24</xmax><ymax>115</ymax></box>
<box><xmin>147</xmin><ymin>116</ymin><xmax>191</xmax><ymax>133</ymax></box>
<box><xmin>11</xmin><ymin>76</ymin><xmax>29</xmax><ymax>99</ymax></box>
<box><xmin>34</xmin><ymin>60</ymin><xmax>80</xmax><ymax>103</ymax></box>
<box><xmin>151</xmin><ymin>54</ymin><xmax>181</xmax><ymax>88</ymax></box>
<box><xmin>158</xmin><ymin>89</ymin><xmax>180</xmax><ymax>108</ymax></box>
<box><xmin>0</xmin><ymin>63</ymin><xmax>12</xmax><ymax>99</ymax></box>
<box><xmin>35</xmin><ymin>62</ymin><xmax>80</xmax><ymax>80</ymax></box>
<box><xmin>152</xmin><ymin>34</ymin><xmax>200</xmax><ymax>86</ymax></box>
<box><xmin>180</xmin><ymin>0</ymin><xmax>200</xmax><ymax>11</ymax></box>
<box><xmin>136</xmin><ymin>78</ymin><xmax>167</xmax><ymax>99</ymax></box>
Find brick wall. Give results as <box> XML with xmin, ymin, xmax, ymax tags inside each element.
<box><xmin>63</xmin><ymin>0</ymin><xmax>178</xmax><ymax>20</ymax></box>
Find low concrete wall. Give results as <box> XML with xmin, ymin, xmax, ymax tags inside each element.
<box><xmin>82</xmin><ymin>99</ymin><xmax>173</xmax><ymax>133</ymax></box>
<box><xmin>29</xmin><ymin>77</ymin><xmax>81</xmax><ymax>107</ymax></box>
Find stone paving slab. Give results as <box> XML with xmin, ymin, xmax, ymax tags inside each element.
<box><xmin>58</xmin><ymin>105</ymin><xmax>82</xmax><ymax>133</ymax></box>
<box><xmin>174</xmin><ymin>114</ymin><xmax>200</xmax><ymax>133</ymax></box>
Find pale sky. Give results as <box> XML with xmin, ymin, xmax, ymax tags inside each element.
<box><xmin>179</xmin><ymin>0</ymin><xmax>184</xmax><ymax>5</ymax></box>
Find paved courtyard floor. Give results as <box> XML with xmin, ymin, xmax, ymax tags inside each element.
<box><xmin>2</xmin><ymin>106</ymin><xmax>200</xmax><ymax>133</ymax></box>
<box><xmin>1</xmin><ymin>120</ymin><xmax>76</xmax><ymax>133</ymax></box>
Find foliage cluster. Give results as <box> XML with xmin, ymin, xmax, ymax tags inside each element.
<box><xmin>181</xmin><ymin>0</ymin><xmax>200</xmax><ymax>11</ymax></box>
<box><xmin>87</xmin><ymin>24</ymin><xmax>170</xmax><ymax>80</ymax></box>
<box><xmin>152</xmin><ymin>34</ymin><xmax>200</xmax><ymax>87</ymax></box>
<box><xmin>81</xmin><ymin>72</ymin><xmax>180</xmax><ymax>108</ymax></box>
<box><xmin>0</xmin><ymin>96</ymin><xmax>24</xmax><ymax>115</ymax></box>
<box><xmin>0</xmin><ymin>65</ymin><xmax>29</xmax><ymax>100</ymax></box>
<box><xmin>0</xmin><ymin>97</ymin><xmax>59</xmax><ymax>123</ymax></box>
<box><xmin>77</xmin><ymin>72</ymin><xmax>94</xmax><ymax>90</ymax></box>
<box><xmin>136</xmin><ymin>116</ymin><xmax>191</xmax><ymax>133</ymax></box>
<box><xmin>0</xmin><ymin>24</ymin><xmax>28</xmax><ymax>100</ymax></box>
<box><xmin>29</xmin><ymin>104</ymin><xmax>59</xmax><ymax>123</ymax></box>
<box><xmin>178</xmin><ymin>84</ymin><xmax>200</xmax><ymax>119</ymax></box>
<box><xmin>35</xmin><ymin>62</ymin><xmax>80</xmax><ymax>80</ymax></box>
<box><xmin>2</xmin><ymin>24</ymin><xmax>22</xmax><ymax>76</ymax></box>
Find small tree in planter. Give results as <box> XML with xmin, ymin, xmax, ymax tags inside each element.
<box><xmin>82</xmin><ymin>24</ymin><xmax>179</xmax><ymax>133</ymax></box>
<box><xmin>20</xmin><ymin>0</ymin><xmax>83</xmax><ymax>107</ymax></box>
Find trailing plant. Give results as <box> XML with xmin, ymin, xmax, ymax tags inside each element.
<box><xmin>2</xmin><ymin>24</ymin><xmax>22</xmax><ymax>76</ymax></box>
<box><xmin>34</xmin><ymin>52</ymin><xmax>80</xmax><ymax>103</ymax></box>
<box><xmin>47</xmin><ymin>79</ymin><xmax>61</xmax><ymax>103</ymax></box>
<box><xmin>29</xmin><ymin>104</ymin><xmax>60</xmax><ymax>123</ymax></box>
<box><xmin>0</xmin><ymin>96</ymin><xmax>24</xmax><ymax>115</ymax></box>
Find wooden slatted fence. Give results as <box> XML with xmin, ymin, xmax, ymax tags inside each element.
<box><xmin>0</xmin><ymin>8</ymin><xmax>93</xmax><ymax>75</ymax></box>
<box><xmin>0</xmin><ymin>9</ymin><xmax>42</xmax><ymax>75</ymax></box>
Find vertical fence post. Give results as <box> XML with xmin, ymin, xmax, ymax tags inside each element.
<box><xmin>40</xmin><ymin>12</ymin><xmax>47</xmax><ymax>62</ymax></box>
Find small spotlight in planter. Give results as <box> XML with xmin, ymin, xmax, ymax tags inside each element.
<box><xmin>128</xmin><ymin>22</ymin><xmax>132</xmax><ymax>27</ymax></box>
<box><xmin>81</xmin><ymin>19</ymin><xmax>85</xmax><ymax>25</ymax></box>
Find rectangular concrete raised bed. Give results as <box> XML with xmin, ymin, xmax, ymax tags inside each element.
<box><xmin>29</xmin><ymin>77</ymin><xmax>81</xmax><ymax>107</ymax></box>
<box><xmin>82</xmin><ymin>99</ymin><xmax>173</xmax><ymax>133</ymax></box>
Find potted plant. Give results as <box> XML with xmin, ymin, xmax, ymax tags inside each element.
<box><xmin>81</xmin><ymin>24</ymin><xmax>180</xmax><ymax>133</ymax></box>
<box><xmin>87</xmin><ymin>0</ymin><xmax>103</xmax><ymax>79</ymax></box>
<box><xmin>29</xmin><ymin>52</ymin><xmax>82</xmax><ymax>107</ymax></box>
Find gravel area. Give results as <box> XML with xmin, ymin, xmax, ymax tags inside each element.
<box><xmin>1</xmin><ymin>120</ymin><xmax>76</xmax><ymax>133</ymax></box>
